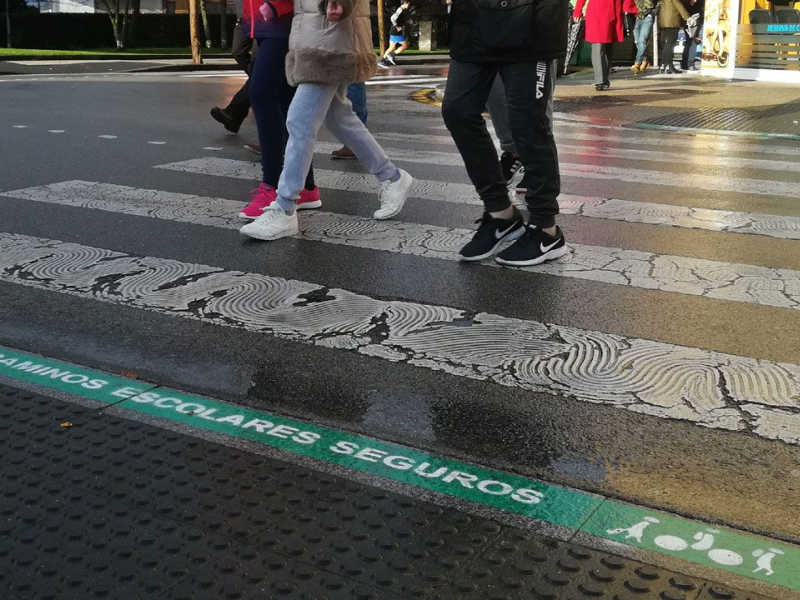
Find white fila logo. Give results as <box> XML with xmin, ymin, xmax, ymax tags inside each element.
<box><xmin>535</xmin><ymin>62</ymin><xmax>546</xmax><ymax>100</ymax></box>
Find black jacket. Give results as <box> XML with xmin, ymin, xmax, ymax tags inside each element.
<box><xmin>449</xmin><ymin>0</ymin><xmax>570</xmax><ymax>63</ymax></box>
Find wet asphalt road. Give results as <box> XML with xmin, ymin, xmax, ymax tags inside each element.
<box><xmin>1</xmin><ymin>65</ymin><xmax>799</xmax><ymax>544</ymax></box>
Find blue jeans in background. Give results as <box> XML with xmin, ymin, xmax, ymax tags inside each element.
<box><xmin>633</xmin><ymin>15</ymin><xmax>654</xmax><ymax>64</ymax></box>
<box><xmin>347</xmin><ymin>83</ymin><xmax>368</xmax><ymax>126</ymax></box>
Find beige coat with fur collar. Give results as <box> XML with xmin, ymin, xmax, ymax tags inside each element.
<box><xmin>285</xmin><ymin>0</ymin><xmax>377</xmax><ymax>86</ymax></box>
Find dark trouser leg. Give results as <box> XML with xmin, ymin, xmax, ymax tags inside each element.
<box><xmin>661</xmin><ymin>28</ymin><xmax>679</xmax><ymax>66</ymax></box>
<box><xmin>441</xmin><ymin>60</ymin><xmax>508</xmax><ymax>213</ymax></box>
<box><xmin>500</xmin><ymin>60</ymin><xmax>560</xmax><ymax>229</ymax></box>
<box><xmin>250</xmin><ymin>37</ymin><xmax>293</xmax><ymax>188</ymax></box>
<box><xmin>592</xmin><ymin>43</ymin><xmax>613</xmax><ymax>85</ymax></box>
<box><xmin>226</xmin><ymin>23</ymin><xmax>254</xmax><ymax>121</ymax></box>
<box><xmin>231</xmin><ymin>22</ymin><xmax>254</xmax><ymax>75</ymax></box>
<box><xmin>227</xmin><ymin>79</ymin><xmax>251</xmax><ymax>122</ymax></box>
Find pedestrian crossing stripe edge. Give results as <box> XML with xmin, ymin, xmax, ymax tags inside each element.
<box><xmin>153</xmin><ymin>157</ymin><xmax>800</xmax><ymax>241</ymax></box>
<box><xmin>0</xmin><ymin>343</ymin><xmax>798</xmax><ymax>593</ymax></box>
<box><xmin>4</xmin><ymin>180</ymin><xmax>799</xmax><ymax>312</ymax></box>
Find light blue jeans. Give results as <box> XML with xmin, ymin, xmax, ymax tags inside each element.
<box><xmin>634</xmin><ymin>14</ymin><xmax>654</xmax><ymax>64</ymax></box>
<box><xmin>276</xmin><ymin>83</ymin><xmax>398</xmax><ymax>214</ymax></box>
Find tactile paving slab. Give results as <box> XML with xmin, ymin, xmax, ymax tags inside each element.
<box><xmin>0</xmin><ymin>383</ymin><xmax>777</xmax><ymax>599</ymax></box>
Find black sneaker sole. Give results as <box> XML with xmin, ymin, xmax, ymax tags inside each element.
<box><xmin>495</xmin><ymin>245</ymin><xmax>569</xmax><ymax>267</ymax></box>
<box><xmin>459</xmin><ymin>225</ymin><xmax>525</xmax><ymax>262</ymax></box>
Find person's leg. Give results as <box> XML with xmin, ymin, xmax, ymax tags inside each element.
<box><xmin>346</xmin><ymin>82</ymin><xmax>368</xmax><ymax>126</ymax></box>
<box><xmin>395</xmin><ymin>40</ymin><xmax>410</xmax><ymax>55</ymax></box>
<box><xmin>382</xmin><ymin>42</ymin><xmax>398</xmax><ymax>60</ymax></box>
<box><xmin>211</xmin><ymin>24</ymin><xmax>253</xmax><ymax>132</ymax></box>
<box><xmin>325</xmin><ymin>84</ymin><xmax>413</xmax><ymax>220</ymax></box>
<box><xmin>638</xmin><ymin>15</ymin><xmax>654</xmax><ymax>66</ymax></box>
<box><xmin>661</xmin><ymin>28</ymin><xmax>680</xmax><ymax>69</ymax></box>
<box><xmin>486</xmin><ymin>77</ymin><xmax>516</xmax><ymax>155</ymax></box>
<box><xmin>494</xmin><ymin>60</ymin><xmax>566</xmax><ymax>267</ymax></box>
<box><xmin>442</xmin><ymin>60</ymin><xmax>509</xmax><ymax>215</ymax></box>
<box><xmin>592</xmin><ymin>43</ymin><xmax>605</xmax><ymax>85</ymax></box>
<box><xmin>324</xmin><ymin>84</ymin><xmax>398</xmax><ymax>182</ymax></box>
<box><xmin>275</xmin><ymin>83</ymin><xmax>339</xmax><ymax>214</ymax></box>
<box><xmin>230</xmin><ymin>22</ymin><xmax>254</xmax><ymax>75</ymax></box>
<box><xmin>603</xmin><ymin>42</ymin><xmax>614</xmax><ymax>85</ymax></box>
<box><xmin>249</xmin><ymin>37</ymin><xmax>292</xmax><ymax>189</ymax></box>
<box><xmin>633</xmin><ymin>19</ymin><xmax>644</xmax><ymax>65</ymax></box>
<box><xmin>443</xmin><ymin>60</ymin><xmax>525</xmax><ymax>260</ymax></box>
<box><xmin>502</xmin><ymin>60</ymin><xmax>560</xmax><ymax>231</ymax></box>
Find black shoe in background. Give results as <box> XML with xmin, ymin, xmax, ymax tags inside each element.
<box><xmin>495</xmin><ymin>225</ymin><xmax>568</xmax><ymax>267</ymax></box>
<box><xmin>500</xmin><ymin>151</ymin><xmax>523</xmax><ymax>184</ymax></box>
<box><xmin>459</xmin><ymin>209</ymin><xmax>525</xmax><ymax>262</ymax></box>
<box><xmin>211</xmin><ymin>106</ymin><xmax>243</xmax><ymax>133</ymax></box>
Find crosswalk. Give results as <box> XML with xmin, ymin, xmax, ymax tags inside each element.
<box><xmin>2</xmin><ymin>117</ymin><xmax>800</xmax><ymax>450</ymax></box>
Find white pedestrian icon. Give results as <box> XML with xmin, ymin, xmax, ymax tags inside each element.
<box><xmin>752</xmin><ymin>548</ymin><xmax>784</xmax><ymax>576</ymax></box>
<box><xmin>606</xmin><ymin>517</ymin><xmax>660</xmax><ymax>543</ymax></box>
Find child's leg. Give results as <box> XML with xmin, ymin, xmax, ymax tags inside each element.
<box><xmin>275</xmin><ymin>83</ymin><xmax>338</xmax><ymax>213</ymax></box>
<box><xmin>383</xmin><ymin>42</ymin><xmax>397</xmax><ymax>59</ymax></box>
<box><xmin>324</xmin><ymin>84</ymin><xmax>399</xmax><ymax>182</ymax></box>
<box><xmin>249</xmin><ymin>37</ymin><xmax>291</xmax><ymax>187</ymax></box>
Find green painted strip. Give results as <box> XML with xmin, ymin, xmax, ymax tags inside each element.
<box><xmin>585</xmin><ymin>501</ymin><xmax>800</xmax><ymax>590</ymax></box>
<box><xmin>112</xmin><ymin>386</ymin><xmax>602</xmax><ymax>530</ymax></box>
<box><xmin>0</xmin><ymin>347</ymin><xmax>155</xmax><ymax>403</ymax></box>
<box><xmin>0</xmin><ymin>344</ymin><xmax>797</xmax><ymax>592</ymax></box>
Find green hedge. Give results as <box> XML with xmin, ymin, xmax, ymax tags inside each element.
<box><xmin>0</xmin><ymin>13</ymin><xmax>236</xmax><ymax>49</ymax></box>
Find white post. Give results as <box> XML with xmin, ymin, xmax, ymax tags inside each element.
<box><xmin>653</xmin><ymin>15</ymin><xmax>659</xmax><ymax>68</ymax></box>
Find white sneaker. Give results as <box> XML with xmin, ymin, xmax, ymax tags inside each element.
<box><xmin>240</xmin><ymin>206</ymin><xmax>298</xmax><ymax>241</ymax></box>
<box><xmin>374</xmin><ymin>170</ymin><xmax>414</xmax><ymax>220</ymax></box>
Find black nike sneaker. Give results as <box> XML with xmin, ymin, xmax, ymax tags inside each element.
<box><xmin>495</xmin><ymin>225</ymin><xmax>568</xmax><ymax>267</ymax></box>
<box><xmin>459</xmin><ymin>209</ymin><xmax>525</xmax><ymax>262</ymax></box>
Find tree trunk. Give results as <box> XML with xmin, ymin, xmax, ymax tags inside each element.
<box><xmin>189</xmin><ymin>0</ymin><xmax>203</xmax><ymax>64</ymax></box>
<box><xmin>220</xmin><ymin>0</ymin><xmax>228</xmax><ymax>49</ymax></box>
<box><xmin>125</xmin><ymin>0</ymin><xmax>140</xmax><ymax>48</ymax></box>
<box><xmin>199</xmin><ymin>0</ymin><xmax>212</xmax><ymax>49</ymax></box>
<box><xmin>377</xmin><ymin>0</ymin><xmax>386</xmax><ymax>56</ymax></box>
<box><xmin>5</xmin><ymin>0</ymin><xmax>11</xmax><ymax>49</ymax></box>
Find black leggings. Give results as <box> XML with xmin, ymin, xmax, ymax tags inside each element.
<box><xmin>250</xmin><ymin>37</ymin><xmax>315</xmax><ymax>190</ymax></box>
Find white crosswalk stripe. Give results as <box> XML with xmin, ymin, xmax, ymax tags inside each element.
<box><xmin>311</xmin><ymin>141</ymin><xmax>800</xmax><ymax>198</ymax></box>
<box><xmin>4</xmin><ymin>181</ymin><xmax>799</xmax><ymax>310</ymax></box>
<box><xmin>435</xmin><ymin>122</ymin><xmax>800</xmax><ymax>157</ymax></box>
<box><xmin>374</xmin><ymin>132</ymin><xmax>800</xmax><ymax>173</ymax></box>
<box><xmin>155</xmin><ymin>158</ymin><xmax>800</xmax><ymax>240</ymax></box>
<box><xmin>1</xmin><ymin>231</ymin><xmax>798</xmax><ymax>444</ymax></box>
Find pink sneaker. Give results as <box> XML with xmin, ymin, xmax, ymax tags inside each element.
<box><xmin>297</xmin><ymin>186</ymin><xmax>322</xmax><ymax>210</ymax></box>
<box><xmin>239</xmin><ymin>183</ymin><xmax>276</xmax><ymax>219</ymax></box>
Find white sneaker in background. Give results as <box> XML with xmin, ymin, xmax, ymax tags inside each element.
<box><xmin>240</xmin><ymin>205</ymin><xmax>299</xmax><ymax>241</ymax></box>
<box><xmin>374</xmin><ymin>170</ymin><xmax>414</xmax><ymax>220</ymax></box>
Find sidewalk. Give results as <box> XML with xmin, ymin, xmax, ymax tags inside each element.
<box><xmin>427</xmin><ymin>67</ymin><xmax>800</xmax><ymax>138</ymax></box>
<box><xmin>0</xmin><ymin>53</ymin><xmax>449</xmax><ymax>75</ymax></box>
<box><xmin>553</xmin><ymin>67</ymin><xmax>800</xmax><ymax>138</ymax></box>
<box><xmin>0</xmin><ymin>380</ymin><xmax>783</xmax><ymax>600</ymax></box>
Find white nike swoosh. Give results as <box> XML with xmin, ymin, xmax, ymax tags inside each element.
<box><xmin>540</xmin><ymin>239</ymin><xmax>561</xmax><ymax>253</ymax></box>
<box><xmin>495</xmin><ymin>223</ymin><xmax>519</xmax><ymax>240</ymax></box>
